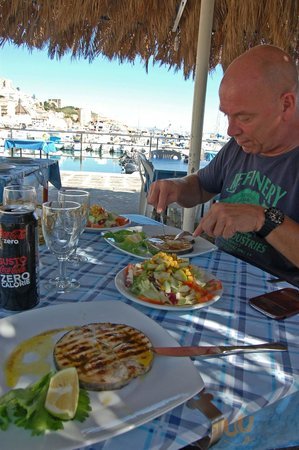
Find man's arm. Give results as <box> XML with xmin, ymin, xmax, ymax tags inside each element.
<box><xmin>195</xmin><ymin>202</ymin><xmax>299</xmax><ymax>269</ymax></box>
<box><xmin>265</xmin><ymin>217</ymin><xmax>299</xmax><ymax>268</ymax></box>
<box><xmin>147</xmin><ymin>174</ymin><xmax>215</xmax><ymax>213</ymax></box>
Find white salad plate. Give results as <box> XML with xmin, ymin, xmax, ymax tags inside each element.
<box><xmin>104</xmin><ymin>224</ymin><xmax>217</xmax><ymax>259</ymax></box>
<box><xmin>85</xmin><ymin>217</ymin><xmax>131</xmax><ymax>233</ymax></box>
<box><xmin>0</xmin><ymin>163</ymin><xmax>16</xmax><ymax>171</ymax></box>
<box><xmin>115</xmin><ymin>266</ymin><xmax>223</xmax><ymax>311</ymax></box>
<box><xmin>0</xmin><ymin>301</ymin><xmax>203</xmax><ymax>449</ymax></box>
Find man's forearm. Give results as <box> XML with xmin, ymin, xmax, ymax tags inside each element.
<box><xmin>266</xmin><ymin>217</ymin><xmax>299</xmax><ymax>268</ymax></box>
<box><xmin>176</xmin><ymin>174</ymin><xmax>215</xmax><ymax>208</ymax></box>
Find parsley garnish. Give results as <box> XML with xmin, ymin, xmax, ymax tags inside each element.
<box><xmin>0</xmin><ymin>372</ymin><xmax>91</xmax><ymax>436</ymax></box>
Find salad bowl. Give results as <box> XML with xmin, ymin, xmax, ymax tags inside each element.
<box><xmin>115</xmin><ymin>254</ymin><xmax>223</xmax><ymax>311</ymax></box>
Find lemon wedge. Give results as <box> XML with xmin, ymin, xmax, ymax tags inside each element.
<box><xmin>45</xmin><ymin>367</ymin><xmax>79</xmax><ymax>420</ymax></box>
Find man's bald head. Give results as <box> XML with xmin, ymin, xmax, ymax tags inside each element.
<box><xmin>219</xmin><ymin>45</ymin><xmax>299</xmax><ymax>156</ymax></box>
<box><xmin>220</xmin><ymin>45</ymin><xmax>298</xmax><ymax>99</ymax></box>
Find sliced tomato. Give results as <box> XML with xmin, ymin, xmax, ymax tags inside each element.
<box><xmin>183</xmin><ymin>280</ymin><xmax>207</xmax><ymax>295</ymax></box>
<box><xmin>115</xmin><ymin>216</ymin><xmax>128</xmax><ymax>226</ymax></box>
<box><xmin>183</xmin><ymin>280</ymin><xmax>218</xmax><ymax>303</ymax></box>
<box><xmin>195</xmin><ymin>293</ymin><xmax>214</xmax><ymax>303</ymax></box>
<box><xmin>90</xmin><ymin>224</ymin><xmax>104</xmax><ymax>228</ymax></box>
<box><xmin>138</xmin><ymin>295</ymin><xmax>164</xmax><ymax>305</ymax></box>
<box><xmin>205</xmin><ymin>279</ymin><xmax>223</xmax><ymax>291</ymax></box>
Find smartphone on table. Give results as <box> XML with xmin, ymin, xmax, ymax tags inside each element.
<box><xmin>249</xmin><ymin>288</ymin><xmax>299</xmax><ymax>320</ymax></box>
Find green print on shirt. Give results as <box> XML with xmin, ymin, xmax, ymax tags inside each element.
<box><xmin>226</xmin><ymin>170</ymin><xmax>287</xmax><ymax>206</ymax></box>
<box><xmin>220</xmin><ymin>186</ymin><xmax>271</xmax><ymax>257</ymax></box>
<box><xmin>218</xmin><ymin>189</ymin><xmax>268</xmax><ymax>256</ymax></box>
<box><xmin>224</xmin><ymin>188</ymin><xmax>261</xmax><ymax>206</ymax></box>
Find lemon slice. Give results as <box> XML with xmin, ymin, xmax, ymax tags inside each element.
<box><xmin>45</xmin><ymin>367</ymin><xmax>79</xmax><ymax>420</ymax></box>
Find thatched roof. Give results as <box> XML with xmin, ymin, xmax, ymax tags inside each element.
<box><xmin>0</xmin><ymin>0</ymin><xmax>298</xmax><ymax>78</ymax></box>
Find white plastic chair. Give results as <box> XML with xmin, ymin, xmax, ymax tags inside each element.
<box><xmin>137</xmin><ymin>153</ymin><xmax>154</xmax><ymax>216</ymax></box>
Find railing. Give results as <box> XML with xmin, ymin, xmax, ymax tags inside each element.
<box><xmin>0</xmin><ymin>127</ymin><xmax>190</xmax><ymax>160</ymax></box>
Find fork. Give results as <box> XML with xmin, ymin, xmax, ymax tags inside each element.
<box><xmin>174</xmin><ymin>230</ymin><xmax>194</xmax><ymax>240</ymax></box>
<box><xmin>159</xmin><ymin>213</ymin><xmax>166</xmax><ymax>236</ymax></box>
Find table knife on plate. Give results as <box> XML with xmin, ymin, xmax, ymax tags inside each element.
<box><xmin>154</xmin><ymin>342</ymin><xmax>287</xmax><ymax>357</ymax></box>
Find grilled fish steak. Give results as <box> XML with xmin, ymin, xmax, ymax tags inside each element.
<box><xmin>54</xmin><ymin>323</ymin><xmax>154</xmax><ymax>390</ymax></box>
<box><xmin>148</xmin><ymin>235</ymin><xmax>193</xmax><ymax>254</ymax></box>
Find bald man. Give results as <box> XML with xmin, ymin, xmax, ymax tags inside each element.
<box><xmin>147</xmin><ymin>45</ymin><xmax>299</xmax><ymax>276</ymax></box>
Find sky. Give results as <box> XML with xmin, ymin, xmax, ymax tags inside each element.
<box><xmin>0</xmin><ymin>43</ymin><xmax>227</xmax><ymax>135</ymax></box>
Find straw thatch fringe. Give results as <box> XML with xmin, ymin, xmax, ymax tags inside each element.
<box><xmin>0</xmin><ymin>0</ymin><xmax>298</xmax><ymax>78</ymax></box>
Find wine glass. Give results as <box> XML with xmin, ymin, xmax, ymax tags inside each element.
<box><xmin>3</xmin><ymin>185</ymin><xmax>37</xmax><ymax>211</ymax></box>
<box><xmin>42</xmin><ymin>201</ymin><xmax>82</xmax><ymax>293</ymax></box>
<box><xmin>58</xmin><ymin>189</ymin><xmax>90</xmax><ymax>264</ymax></box>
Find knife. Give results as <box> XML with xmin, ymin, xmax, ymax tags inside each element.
<box><xmin>153</xmin><ymin>342</ymin><xmax>287</xmax><ymax>357</ymax></box>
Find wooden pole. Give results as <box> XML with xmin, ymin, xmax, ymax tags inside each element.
<box><xmin>182</xmin><ymin>0</ymin><xmax>215</xmax><ymax>232</ymax></box>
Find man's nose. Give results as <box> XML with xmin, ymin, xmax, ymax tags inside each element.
<box><xmin>227</xmin><ymin>119</ymin><xmax>241</xmax><ymax>137</ymax></box>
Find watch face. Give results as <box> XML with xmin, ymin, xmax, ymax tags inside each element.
<box><xmin>267</xmin><ymin>207</ymin><xmax>284</xmax><ymax>225</ymax></box>
<box><xmin>256</xmin><ymin>207</ymin><xmax>285</xmax><ymax>238</ymax></box>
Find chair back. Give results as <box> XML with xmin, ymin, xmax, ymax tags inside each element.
<box><xmin>138</xmin><ymin>153</ymin><xmax>154</xmax><ymax>185</ymax></box>
<box><xmin>150</xmin><ymin>149</ymin><xmax>182</xmax><ymax>160</ymax></box>
<box><xmin>137</xmin><ymin>153</ymin><xmax>155</xmax><ymax>215</ymax></box>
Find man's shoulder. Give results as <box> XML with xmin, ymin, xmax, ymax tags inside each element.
<box><xmin>220</xmin><ymin>138</ymin><xmax>242</xmax><ymax>154</ymax></box>
<box><xmin>215</xmin><ymin>138</ymin><xmax>243</xmax><ymax>162</ymax></box>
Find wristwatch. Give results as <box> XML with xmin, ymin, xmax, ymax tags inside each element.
<box><xmin>256</xmin><ymin>207</ymin><xmax>285</xmax><ymax>238</ymax></box>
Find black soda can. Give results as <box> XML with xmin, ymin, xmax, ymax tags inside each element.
<box><xmin>0</xmin><ymin>207</ymin><xmax>39</xmax><ymax>311</ymax></box>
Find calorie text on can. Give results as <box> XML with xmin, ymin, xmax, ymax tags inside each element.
<box><xmin>0</xmin><ymin>207</ymin><xmax>39</xmax><ymax>311</ymax></box>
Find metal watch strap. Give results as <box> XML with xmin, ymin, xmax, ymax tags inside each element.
<box><xmin>256</xmin><ymin>207</ymin><xmax>285</xmax><ymax>238</ymax></box>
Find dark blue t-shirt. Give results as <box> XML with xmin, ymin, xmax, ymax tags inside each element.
<box><xmin>198</xmin><ymin>138</ymin><xmax>299</xmax><ymax>280</ymax></box>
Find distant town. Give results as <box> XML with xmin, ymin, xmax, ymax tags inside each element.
<box><xmin>0</xmin><ymin>76</ymin><xmax>229</xmax><ymax>175</ymax></box>
<box><xmin>0</xmin><ymin>76</ymin><xmax>139</xmax><ymax>134</ymax></box>
<box><xmin>0</xmin><ymin>76</ymin><xmax>228</xmax><ymax>139</ymax></box>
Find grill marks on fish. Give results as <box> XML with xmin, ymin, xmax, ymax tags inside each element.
<box><xmin>147</xmin><ymin>235</ymin><xmax>193</xmax><ymax>254</ymax></box>
<box><xmin>54</xmin><ymin>323</ymin><xmax>154</xmax><ymax>390</ymax></box>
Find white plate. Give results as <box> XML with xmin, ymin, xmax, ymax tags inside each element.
<box><xmin>85</xmin><ymin>217</ymin><xmax>131</xmax><ymax>233</ymax></box>
<box><xmin>0</xmin><ymin>301</ymin><xmax>203</xmax><ymax>449</ymax></box>
<box><xmin>115</xmin><ymin>266</ymin><xmax>223</xmax><ymax>311</ymax></box>
<box><xmin>0</xmin><ymin>163</ymin><xmax>16</xmax><ymax>171</ymax></box>
<box><xmin>5</xmin><ymin>157</ymin><xmax>35</xmax><ymax>164</ymax></box>
<box><xmin>104</xmin><ymin>224</ymin><xmax>217</xmax><ymax>258</ymax></box>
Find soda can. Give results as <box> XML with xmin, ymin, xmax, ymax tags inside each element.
<box><xmin>0</xmin><ymin>207</ymin><xmax>39</xmax><ymax>311</ymax></box>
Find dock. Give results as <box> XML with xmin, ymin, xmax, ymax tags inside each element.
<box><xmin>47</xmin><ymin>170</ymin><xmax>183</xmax><ymax>227</ymax></box>
<box><xmin>48</xmin><ymin>170</ymin><xmax>142</xmax><ymax>215</ymax></box>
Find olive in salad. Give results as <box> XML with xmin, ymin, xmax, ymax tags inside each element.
<box><xmin>124</xmin><ymin>252</ymin><xmax>222</xmax><ymax>306</ymax></box>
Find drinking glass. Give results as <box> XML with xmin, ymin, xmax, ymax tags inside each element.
<box><xmin>42</xmin><ymin>201</ymin><xmax>82</xmax><ymax>293</ymax></box>
<box><xmin>58</xmin><ymin>189</ymin><xmax>90</xmax><ymax>264</ymax></box>
<box><xmin>3</xmin><ymin>185</ymin><xmax>37</xmax><ymax>211</ymax></box>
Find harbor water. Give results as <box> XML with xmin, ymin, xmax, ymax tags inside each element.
<box><xmin>56</xmin><ymin>155</ymin><xmax>124</xmax><ymax>173</ymax></box>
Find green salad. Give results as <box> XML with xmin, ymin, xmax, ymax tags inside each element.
<box><xmin>124</xmin><ymin>252</ymin><xmax>222</xmax><ymax>306</ymax></box>
<box><xmin>103</xmin><ymin>229</ymin><xmax>152</xmax><ymax>256</ymax></box>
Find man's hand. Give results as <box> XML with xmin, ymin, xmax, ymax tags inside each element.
<box><xmin>147</xmin><ymin>174</ymin><xmax>210</xmax><ymax>213</ymax></box>
<box><xmin>147</xmin><ymin>179</ymin><xmax>180</xmax><ymax>213</ymax></box>
<box><xmin>194</xmin><ymin>203</ymin><xmax>265</xmax><ymax>239</ymax></box>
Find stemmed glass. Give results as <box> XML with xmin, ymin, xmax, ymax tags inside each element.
<box><xmin>42</xmin><ymin>201</ymin><xmax>82</xmax><ymax>293</ymax></box>
<box><xmin>3</xmin><ymin>185</ymin><xmax>37</xmax><ymax>211</ymax></box>
<box><xmin>58</xmin><ymin>189</ymin><xmax>90</xmax><ymax>264</ymax></box>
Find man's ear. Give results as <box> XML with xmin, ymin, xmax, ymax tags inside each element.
<box><xmin>281</xmin><ymin>92</ymin><xmax>296</xmax><ymax>117</ymax></box>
